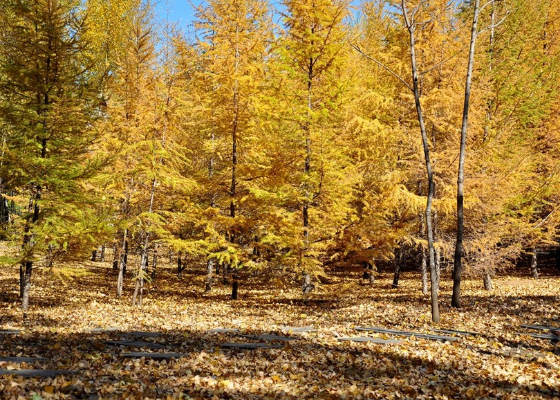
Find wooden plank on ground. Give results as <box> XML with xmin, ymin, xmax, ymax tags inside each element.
<box><xmin>241</xmin><ymin>334</ymin><xmax>297</xmax><ymax>341</ymax></box>
<box><xmin>208</xmin><ymin>328</ymin><xmax>240</xmax><ymax>334</ymax></box>
<box><xmin>105</xmin><ymin>340</ymin><xmax>165</xmax><ymax>349</ymax></box>
<box><xmin>220</xmin><ymin>343</ymin><xmax>284</xmax><ymax>350</ymax></box>
<box><xmin>0</xmin><ymin>356</ymin><xmax>48</xmax><ymax>363</ymax></box>
<box><xmin>0</xmin><ymin>330</ymin><xmax>20</xmax><ymax>335</ymax></box>
<box><xmin>521</xmin><ymin>324</ymin><xmax>560</xmax><ymax>332</ymax></box>
<box><xmin>0</xmin><ymin>369</ymin><xmax>77</xmax><ymax>377</ymax></box>
<box><xmin>279</xmin><ymin>326</ymin><xmax>317</xmax><ymax>333</ymax></box>
<box><xmin>356</xmin><ymin>327</ymin><xmax>460</xmax><ymax>342</ymax></box>
<box><xmin>120</xmin><ymin>352</ymin><xmax>185</xmax><ymax>359</ymax></box>
<box><xmin>337</xmin><ymin>337</ymin><xmax>402</xmax><ymax>344</ymax></box>
<box><xmin>433</xmin><ymin>329</ymin><xmax>478</xmax><ymax>336</ymax></box>
<box><xmin>89</xmin><ymin>327</ymin><xmax>122</xmax><ymax>333</ymax></box>
<box><xmin>122</xmin><ymin>331</ymin><xmax>162</xmax><ymax>338</ymax></box>
<box><xmin>527</xmin><ymin>333</ymin><xmax>560</xmax><ymax>342</ymax></box>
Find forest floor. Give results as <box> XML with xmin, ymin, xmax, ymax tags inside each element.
<box><xmin>0</xmin><ymin>256</ymin><xmax>559</xmax><ymax>399</ymax></box>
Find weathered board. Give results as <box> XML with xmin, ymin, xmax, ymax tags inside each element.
<box><xmin>337</xmin><ymin>337</ymin><xmax>403</xmax><ymax>344</ymax></box>
<box><xmin>122</xmin><ymin>331</ymin><xmax>162</xmax><ymax>338</ymax></box>
<box><xmin>0</xmin><ymin>330</ymin><xmax>20</xmax><ymax>335</ymax></box>
<box><xmin>241</xmin><ymin>334</ymin><xmax>297</xmax><ymax>341</ymax></box>
<box><xmin>88</xmin><ymin>327</ymin><xmax>122</xmax><ymax>333</ymax></box>
<box><xmin>0</xmin><ymin>356</ymin><xmax>48</xmax><ymax>363</ymax></box>
<box><xmin>433</xmin><ymin>329</ymin><xmax>478</xmax><ymax>336</ymax></box>
<box><xmin>279</xmin><ymin>326</ymin><xmax>317</xmax><ymax>333</ymax></box>
<box><xmin>220</xmin><ymin>343</ymin><xmax>284</xmax><ymax>350</ymax></box>
<box><xmin>356</xmin><ymin>327</ymin><xmax>460</xmax><ymax>342</ymax></box>
<box><xmin>105</xmin><ymin>340</ymin><xmax>165</xmax><ymax>349</ymax></box>
<box><xmin>527</xmin><ymin>333</ymin><xmax>560</xmax><ymax>342</ymax></box>
<box><xmin>208</xmin><ymin>328</ymin><xmax>240</xmax><ymax>334</ymax></box>
<box><xmin>0</xmin><ymin>369</ymin><xmax>76</xmax><ymax>377</ymax></box>
<box><xmin>120</xmin><ymin>352</ymin><xmax>184</xmax><ymax>359</ymax></box>
<box><xmin>521</xmin><ymin>324</ymin><xmax>560</xmax><ymax>332</ymax></box>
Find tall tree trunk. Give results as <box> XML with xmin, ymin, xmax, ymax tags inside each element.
<box><xmin>112</xmin><ymin>241</ymin><xmax>119</xmax><ymax>270</ymax></box>
<box><xmin>435</xmin><ymin>247</ymin><xmax>441</xmax><ymax>293</ymax></box>
<box><xmin>133</xmin><ymin>178</ymin><xmax>156</xmax><ymax>307</ymax></box>
<box><xmin>20</xmin><ymin>134</ymin><xmax>46</xmax><ymax>310</ymax></box>
<box><xmin>483</xmin><ymin>273</ymin><xmax>493</xmax><ymax>290</ymax></box>
<box><xmin>402</xmin><ymin>0</ymin><xmax>439</xmax><ymax>322</ymax></box>
<box><xmin>205</xmin><ymin>259</ymin><xmax>214</xmax><ymax>292</ymax></box>
<box><xmin>231</xmin><ymin>271</ymin><xmax>239</xmax><ymax>300</ymax></box>
<box><xmin>222</xmin><ymin>263</ymin><xmax>229</xmax><ymax>284</ymax></box>
<box><xmin>419</xmin><ymin>205</ymin><xmax>428</xmax><ymax>295</ymax></box>
<box><xmin>132</xmin><ymin>232</ymin><xmax>148</xmax><ymax>307</ymax></box>
<box><xmin>302</xmin><ymin>54</ymin><xmax>314</xmax><ymax>294</ymax></box>
<box><xmin>177</xmin><ymin>253</ymin><xmax>184</xmax><ymax>277</ymax></box>
<box><xmin>483</xmin><ymin>1</ymin><xmax>496</xmax><ymax>144</ymax></box>
<box><xmin>116</xmin><ymin>229</ymin><xmax>128</xmax><ymax>297</ymax></box>
<box><xmin>21</xmin><ymin>261</ymin><xmax>33</xmax><ymax>313</ymax></box>
<box><xmin>45</xmin><ymin>246</ymin><xmax>55</xmax><ymax>269</ymax></box>
<box><xmin>421</xmin><ymin>248</ymin><xmax>428</xmax><ymax>295</ymax></box>
<box><xmin>91</xmin><ymin>249</ymin><xmax>97</xmax><ymax>261</ymax></box>
<box><xmin>151</xmin><ymin>245</ymin><xmax>157</xmax><ymax>280</ymax></box>
<box><xmin>21</xmin><ymin>185</ymin><xmax>41</xmax><ymax>313</ymax></box>
<box><xmin>452</xmin><ymin>0</ymin><xmax>480</xmax><ymax>309</ymax></box>
<box><xmin>302</xmin><ymin>272</ymin><xmax>314</xmax><ymax>293</ymax></box>
<box><xmin>531</xmin><ymin>248</ymin><xmax>539</xmax><ymax>279</ymax></box>
<box><xmin>19</xmin><ymin>265</ymin><xmax>24</xmax><ymax>298</ymax></box>
<box><xmin>206</xmin><ymin>121</ymin><xmax>217</xmax><ymax>289</ymax></box>
<box><xmin>100</xmin><ymin>245</ymin><xmax>105</xmax><ymax>262</ymax></box>
<box><xmin>392</xmin><ymin>248</ymin><xmax>404</xmax><ymax>289</ymax></box>
<box><xmin>433</xmin><ymin>202</ymin><xmax>440</xmax><ymax>293</ymax></box>
<box><xmin>363</xmin><ymin>261</ymin><xmax>375</xmax><ymax>284</ymax></box>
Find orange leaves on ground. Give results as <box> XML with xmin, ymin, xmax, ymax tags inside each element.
<box><xmin>0</xmin><ymin>262</ymin><xmax>559</xmax><ymax>399</ymax></box>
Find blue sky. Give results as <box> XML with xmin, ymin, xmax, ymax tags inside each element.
<box><xmin>153</xmin><ymin>0</ymin><xmax>199</xmax><ymax>32</ymax></box>
<box><xmin>152</xmin><ymin>0</ymin><xmax>361</xmax><ymax>33</ymax></box>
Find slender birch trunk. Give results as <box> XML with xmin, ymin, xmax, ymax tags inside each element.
<box><xmin>150</xmin><ymin>244</ymin><xmax>158</xmax><ymax>280</ymax></box>
<box><xmin>205</xmin><ymin>259</ymin><xmax>214</xmax><ymax>292</ymax></box>
<box><xmin>21</xmin><ymin>186</ymin><xmax>41</xmax><ymax>312</ymax></box>
<box><xmin>117</xmin><ymin>228</ymin><xmax>128</xmax><ymax>297</ymax></box>
<box><xmin>481</xmin><ymin>3</ymin><xmax>497</xmax><ymax>293</ymax></box>
<box><xmin>483</xmin><ymin>273</ymin><xmax>493</xmax><ymax>290</ymax></box>
<box><xmin>205</xmin><ymin>128</ymin><xmax>216</xmax><ymax>289</ymax></box>
<box><xmin>228</xmin><ymin>23</ymin><xmax>240</xmax><ymax>300</ymax></box>
<box><xmin>302</xmin><ymin>47</ymin><xmax>314</xmax><ymax>294</ymax></box>
<box><xmin>452</xmin><ymin>0</ymin><xmax>480</xmax><ymax>308</ymax></box>
<box><xmin>421</xmin><ymin>249</ymin><xmax>428</xmax><ymax>295</ymax></box>
<box><xmin>435</xmin><ymin>246</ymin><xmax>441</xmax><ymax>293</ymax></box>
<box><xmin>402</xmin><ymin>0</ymin><xmax>439</xmax><ymax>322</ymax></box>
<box><xmin>21</xmin><ymin>135</ymin><xmax>47</xmax><ymax>311</ymax></box>
<box><xmin>418</xmin><ymin>181</ymin><xmax>429</xmax><ymax>295</ymax></box>
<box><xmin>133</xmin><ymin>178</ymin><xmax>157</xmax><ymax>307</ymax></box>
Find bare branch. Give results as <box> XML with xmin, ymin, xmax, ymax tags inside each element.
<box><xmin>479</xmin><ymin>11</ymin><xmax>509</xmax><ymax>35</ymax></box>
<box><xmin>419</xmin><ymin>46</ymin><xmax>467</xmax><ymax>76</ymax></box>
<box><xmin>479</xmin><ymin>0</ymin><xmax>497</xmax><ymax>13</ymax></box>
<box><xmin>402</xmin><ymin>0</ymin><xmax>412</xmax><ymax>30</ymax></box>
<box><xmin>350</xmin><ymin>42</ymin><xmax>413</xmax><ymax>92</ymax></box>
<box><xmin>533</xmin><ymin>208</ymin><xmax>557</xmax><ymax>229</ymax></box>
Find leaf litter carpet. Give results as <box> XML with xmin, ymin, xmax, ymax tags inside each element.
<box><xmin>0</xmin><ymin>262</ymin><xmax>559</xmax><ymax>399</ymax></box>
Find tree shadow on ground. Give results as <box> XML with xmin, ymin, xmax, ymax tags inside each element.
<box><xmin>1</xmin><ymin>327</ymin><xmax>558</xmax><ymax>399</ymax></box>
